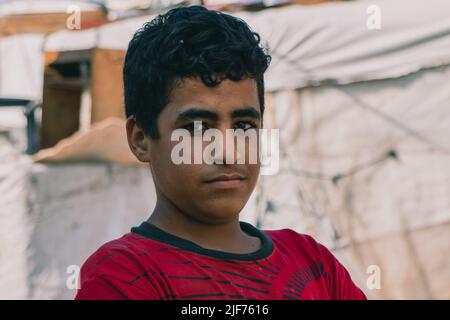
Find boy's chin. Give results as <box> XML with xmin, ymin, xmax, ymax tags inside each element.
<box><xmin>195</xmin><ymin>201</ymin><xmax>246</xmax><ymax>223</ymax></box>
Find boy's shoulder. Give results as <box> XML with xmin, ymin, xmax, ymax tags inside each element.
<box><xmin>264</xmin><ymin>227</ymin><xmax>329</xmax><ymax>255</ymax></box>
<box><xmin>263</xmin><ymin>227</ymin><xmax>347</xmax><ymax>270</ymax></box>
<box><xmin>76</xmin><ymin>233</ymin><xmax>165</xmax><ymax>299</ymax></box>
<box><xmin>264</xmin><ymin>228</ymin><xmax>367</xmax><ymax>299</ymax></box>
<box><xmin>264</xmin><ymin>227</ymin><xmax>318</xmax><ymax>242</ymax></box>
<box><xmin>79</xmin><ymin>233</ymin><xmax>163</xmax><ymax>280</ymax></box>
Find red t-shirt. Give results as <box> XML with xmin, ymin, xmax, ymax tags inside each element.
<box><xmin>75</xmin><ymin>221</ymin><xmax>367</xmax><ymax>300</ymax></box>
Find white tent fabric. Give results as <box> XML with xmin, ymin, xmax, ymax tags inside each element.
<box><xmin>44</xmin><ymin>15</ymin><xmax>149</xmax><ymax>52</ymax></box>
<box><xmin>0</xmin><ymin>34</ymin><xmax>45</xmax><ymax>100</ymax></box>
<box><xmin>241</xmin><ymin>0</ymin><xmax>450</xmax><ymax>90</ymax></box>
<box><xmin>0</xmin><ymin>153</ymin><xmax>32</xmax><ymax>299</ymax></box>
<box><xmin>0</xmin><ymin>0</ymin><xmax>100</xmax><ymax>15</ymax></box>
<box><xmin>0</xmin><ymin>159</ymin><xmax>157</xmax><ymax>299</ymax></box>
<box><xmin>258</xmin><ymin>65</ymin><xmax>450</xmax><ymax>299</ymax></box>
<box><xmin>4</xmin><ymin>0</ymin><xmax>450</xmax><ymax>99</ymax></box>
<box><xmin>43</xmin><ymin>0</ymin><xmax>450</xmax><ymax>90</ymax></box>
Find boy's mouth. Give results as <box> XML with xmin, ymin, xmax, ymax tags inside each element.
<box><xmin>204</xmin><ymin>173</ymin><xmax>246</xmax><ymax>189</ymax></box>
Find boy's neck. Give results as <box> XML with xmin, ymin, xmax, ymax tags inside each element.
<box><xmin>146</xmin><ymin>200</ymin><xmax>261</xmax><ymax>254</ymax></box>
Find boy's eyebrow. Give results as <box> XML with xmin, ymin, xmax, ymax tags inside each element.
<box><xmin>231</xmin><ymin>107</ymin><xmax>261</xmax><ymax>120</ymax></box>
<box><xmin>176</xmin><ymin>108</ymin><xmax>219</xmax><ymax>121</ymax></box>
<box><xmin>176</xmin><ymin>106</ymin><xmax>261</xmax><ymax>122</ymax></box>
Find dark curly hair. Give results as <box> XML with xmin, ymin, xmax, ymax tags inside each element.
<box><xmin>123</xmin><ymin>5</ymin><xmax>271</xmax><ymax>138</ymax></box>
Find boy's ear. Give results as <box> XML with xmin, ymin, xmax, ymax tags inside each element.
<box><xmin>126</xmin><ymin>116</ymin><xmax>151</xmax><ymax>163</ymax></box>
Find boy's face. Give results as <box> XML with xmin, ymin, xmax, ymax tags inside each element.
<box><xmin>127</xmin><ymin>77</ymin><xmax>262</xmax><ymax>224</ymax></box>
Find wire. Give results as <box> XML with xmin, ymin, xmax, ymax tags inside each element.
<box><xmin>342</xmin><ymin>91</ymin><xmax>450</xmax><ymax>155</ymax></box>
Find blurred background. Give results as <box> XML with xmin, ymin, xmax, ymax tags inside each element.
<box><xmin>0</xmin><ymin>0</ymin><xmax>449</xmax><ymax>299</ymax></box>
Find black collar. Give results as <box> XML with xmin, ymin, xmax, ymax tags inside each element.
<box><xmin>131</xmin><ymin>221</ymin><xmax>274</xmax><ymax>261</ymax></box>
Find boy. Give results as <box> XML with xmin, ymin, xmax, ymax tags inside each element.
<box><xmin>75</xmin><ymin>6</ymin><xmax>366</xmax><ymax>300</ymax></box>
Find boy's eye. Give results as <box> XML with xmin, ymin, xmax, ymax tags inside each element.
<box><xmin>235</xmin><ymin>121</ymin><xmax>256</xmax><ymax>131</ymax></box>
<box><xmin>183</xmin><ymin>122</ymin><xmax>208</xmax><ymax>133</ymax></box>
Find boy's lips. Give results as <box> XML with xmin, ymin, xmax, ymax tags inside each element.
<box><xmin>204</xmin><ymin>173</ymin><xmax>246</xmax><ymax>189</ymax></box>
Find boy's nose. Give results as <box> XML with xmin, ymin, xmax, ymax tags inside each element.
<box><xmin>210</xmin><ymin>127</ymin><xmax>241</xmax><ymax>165</ymax></box>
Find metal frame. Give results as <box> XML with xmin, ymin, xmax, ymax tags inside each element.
<box><xmin>0</xmin><ymin>98</ymin><xmax>41</xmax><ymax>154</ymax></box>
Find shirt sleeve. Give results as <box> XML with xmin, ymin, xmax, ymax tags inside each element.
<box><xmin>315</xmin><ymin>240</ymin><xmax>367</xmax><ymax>300</ymax></box>
<box><xmin>75</xmin><ymin>274</ymin><xmax>127</xmax><ymax>300</ymax></box>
